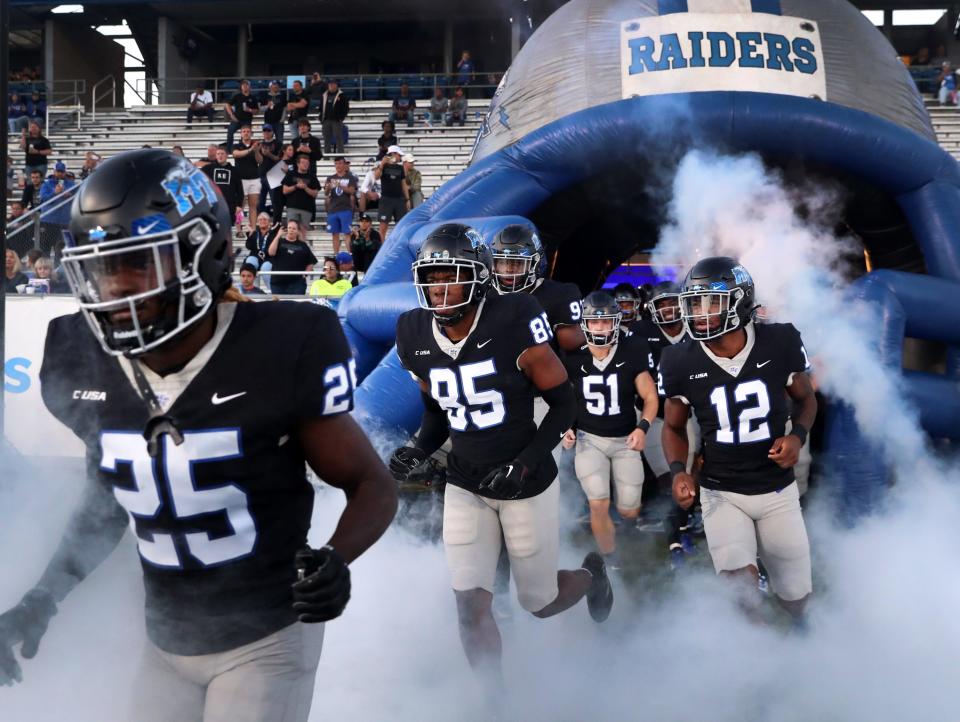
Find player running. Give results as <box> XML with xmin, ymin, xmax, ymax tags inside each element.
<box><xmin>561</xmin><ymin>291</ymin><xmax>658</xmax><ymax>567</ymax></box>
<box><xmin>659</xmin><ymin>257</ymin><xmax>817</xmax><ymax>622</ymax></box>
<box><xmin>390</xmin><ymin>224</ymin><xmax>612</xmax><ymax>681</ymax></box>
<box><xmin>0</xmin><ymin>149</ymin><xmax>397</xmax><ymax>722</ymax></box>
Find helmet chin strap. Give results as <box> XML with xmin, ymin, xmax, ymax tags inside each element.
<box><xmin>129</xmin><ymin>359</ymin><xmax>185</xmax><ymax>459</ymax></box>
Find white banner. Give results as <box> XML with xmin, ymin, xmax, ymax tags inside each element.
<box><xmin>620</xmin><ymin>13</ymin><xmax>827</xmax><ymax>101</ymax></box>
<box><xmin>4</xmin><ymin>296</ymin><xmax>85</xmax><ymax>457</ymax></box>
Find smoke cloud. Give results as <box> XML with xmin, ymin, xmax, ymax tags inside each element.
<box><xmin>2</xmin><ymin>149</ymin><xmax>959</xmax><ymax>722</ymax></box>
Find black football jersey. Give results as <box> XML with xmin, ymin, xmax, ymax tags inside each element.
<box><xmin>631</xmin><ymin>317</ymin><xmax>686</xmax><ymax>418</ymax></box>
<box><xmin>531</xmin><ymin>278</ymin><xmax>583</xmax><ymax>353</ymax></box>
<box><xmin>396</xmin><ymin>293</ymin><xmax>557</xmax><ymax>500</ymax></box>
<box><xmin>564</xmin><ymin>334</ymin><xmax>653</xmax><ymax>437</ymax></box>
<box><xmin>39</xmin><ymin>301</ymin><xmax>357</xmax><ymax>655</ymax></box>
<box><xmin>659</xmin><ymin>322</ymin><xmax>809</xmax><ymax>495</ymax></box>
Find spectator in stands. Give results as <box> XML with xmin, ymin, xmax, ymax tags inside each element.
<box><xmin>224</xmin><ymin>79</ymin><xmax>260</xmax><ymax>151</ymax></box>
<box><xmin>238</xmin><ymin>262</ymin><xmax>266</xmax><ymax>296</ymax></box>
<box><xmin>324</xmin><ymin>156</ymin><xmax>359</xmax><ymax>255</ymax></box>
<box><xmin>359</xmin><ymin>161</ymin><xmax>381</xmax><ymax>213</ymax></box>
<box><xmin>8</xmin><ymin>201</ymin><xmax>26</xmax><ymax>224</ymax></box>
<box><xmin>308</xmin><ymin>256</ymin><xmax>352</xmax><ymax>297</ymax></box>
<box><xmin>27</xmin><ymin>91</ymin><xmax>46</xmax><ymax>125</ymax></box>
<box><xmin>32</xmin><ymin>256</ymin><xmax>70</xmax><ymax>293</ymax></box>
<box><xmin>931</xmin><ymin>45</ymin><xmax>949</xmax><ymax>68</ymax></box>
<box><xmin>263</xmin><ymin>81</ymin><xmax>287</xmax><ymax>145</ymax></box>
<box><xmin>320</xmin><ymin>79</ymin><xmax>349</xmax><ymax>154</ymax></box>
<box><xmin>22</xmin><ymin>249</ymin><xmax>43</xmax><ymax>274</ymax></box>
<box><xmin>426</xmin><ymin>87</ymin><xmax>449</xmax><ymax>127</ymax></box>
<box><xmin>374</xmin><ymin>146</ymin><xmax>410</xmax><ymax>240</ymax></box>
<box><xmin>172</xmin><ymin>146</ymin><xmax>186</xmax><ymax>158</ymax></box>
<box><xmin>4</xmin><ymin>249</ymin><xmax>28</xmax><ymax>294</ymax></box>
<box><xmin>186</xmin><ymin>84</ymin><xmax>216</xmax><ymax>125</ymax></box>
<box><xmin>390</xmin><ymin>84</ymin><xmax>417</xmax><ymax>128</ymax></box>
<box><xmin>255</xmin><ymin>124</ymin><xmax>282</xmax><ymax>214</ymax></box>
<box><xmin>350</xmin><ymin>213</ymin><xmax>382</xmax><ymax>272</ymax></box>
<box><xmin>282</xmin><ymin>153</ymin><xmax>321</xmax><ymax>229</ymax></box>
<box><xmin>939</xmin><ymin>61</ymin><xmax>958</xmax><ymax>106</ymax></box>
<box><xmin>308</xmin><ymin>72</ymin><xmax>325</xmax><ymax>109</ymax></box>
<box><xmin>377</xmin><ymin>120</ymin><xmax>398</xmax><ymax>160</ymax></box>
<box><xmin>39</xmin><ymin>161</ymin><xmax>76</xmax><ymax>204</ymax></box>
<box><xmin>449</xmin><ymin>87</ymin><xmax>468</xmax><ymax>126</ymax></box>
<box><xmin>21</xmin><ymin>169</ymin><xmax>44</xmax><ymax>210</ymax></box>
<box><xmin>245</xmin><ymin>211</ymin><xmax>281</xmax><ymax>271</ymax></box>
<box><xmin>267</xmin><ymin>219</ymin><xmax>317</xmax><ymax>295</ymax></box>
<box><xmin>914</xmin><ymin>47</ymin><xmax>931</xmax><ymax>66</ymax></box>
<box><xmin>336</xmin><ymin>250</ymin><xmax>359</xmax><ymax>287</ymax></box>
<box><xmin>456</xmin><ymin>51</ymin><xmax>475</xmax><ymax>95</ymax></box>
<box><xmin>8</xmin><ymin>93</ymin><xmax>29</xmax><ymax>133</ymax></box>
<box><xmin>195</xmin><ymin>144</ymin><xmax>219</xmax><ymax>169</ymax></box>
<box><xmin>403</xmin><ymin>154</ymin><xmax>423</xmax><ymax>207</ymax></box>
<box><xmin>201</xmin><ymin>147</ymin><xmax>243</xmax><ymax>234</ymax></box>
<box><xmin>286</xmin><ymin>80</ymin><xmax>310</xmax><ymax>140</ymax></box>
<box><xmin>21</xmin><ymin>122</ymin><xmax>52</xmax><ymax>177</ymax></box>
<box><xmin>79</xmin><ymin>151</ymin><xmax>101</xmax><ymax>180</ymax></box>
<box><xmin>266</xmin><ymin>142</ymin><xmax>296</xmax><ymax>221</ymax></box>
<box><xmin>232</xmin><ymin>125</ymin><xmax>262</xmax><ymax>224</ymax></box>
<box><xmin>293</xmin><ymin>119</ymin><xmax>323</xmax><ymax>176</ymax></box>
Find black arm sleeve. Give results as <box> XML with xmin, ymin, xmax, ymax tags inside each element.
<box><xmin>36</xmin><ymin>455</ymin><xmax>129</xmax><ymax>603</ymax></box>
<box><xmin>413</xmin><ymin>392</ymin><xmax>450</xmax><ymax>456</ymax></box>
<box><xmin>517</xmin><ymin>381</ymin><xmax>576</xmax><ymax>470</ymax></box>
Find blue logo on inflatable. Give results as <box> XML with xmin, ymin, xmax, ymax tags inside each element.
<box><xmin>627</xmin><ymin>31</ymin><xmax>818</xmax><ymax>76</ymax></box>
<box><xmin>4</xmin><ymin>357</ymin><xmax>32</xmax><ymax>393</ymax></box>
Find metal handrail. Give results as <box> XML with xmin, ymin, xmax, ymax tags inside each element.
<box><xmin>7</xmin><ymin>179</ymin><xmax>84</xmax><ymax>255</ymax></box>
<box><xmin>91</xmin><ymin>75</ymin><xmax>117</xmax><ymax>121</ymax></box>
<box><xmin>138</xmin><ymin>72</ymin><xmax>502</xmax><ymax>104</ymax></box>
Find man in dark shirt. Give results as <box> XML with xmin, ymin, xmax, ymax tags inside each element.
<box><xmin>282</xmin><ymin>154</ymin><xmax>321</xmax><ymax>229</ymax></box>
<box><xmin>390</xmin><ymin>84</ymin><xmax>417</xmax><ymax>128</ymax></box>
<box><xmin>374</xmin><ymin>146</ymin><xmax>410</xmax><ymax>240</ymax></box>
<box><xmin>285</xmin><ymin>80</ymin><xmax>309</xmax><ymax>141</ymax></box>
<box><xmin>324</xmin><ymin>156</ymin><xmax>358</xmax><ymax>255</ymax></box>
<box><xmin>350</xmin><ymin>214</ymin><xmax>382</xmax><ymax>273</ymax></box>
<box><xmin>320</xmin><ymin>80</ymin><xmax>349</xmax><ymax>154</ymax></box>
<box><xmin>21</xmin><ymin>169</ymin><xmax>44</xmax><ymax>210</ymax></box>
<box><xmin>201</xmin><ymin>147</ymin><xmax>243</xmax><ymax>226</ymax></box>
<box><xmin>292</xmin><ymin>119</ymin><xmax>322</xmax><ymax>177</ymax></box>
<box><xmin>377</xmin><ymin>120</ymin><xmax>399</xmax><ymax>161</ymax></box>
<box><xmin>262</xmin><ymin>81</ymin><xmax>287</xmax><ymax>145</ymax></box>
<box><xmin>267</xmin><ymin>219</ymin><xmax>318</xmax><ymax>295</ymax></box>
<box><xmin>20</xmin><ymin>122</ymin><xmax>52</xmax><ymax>176</ymax></box>
<box><xmin>7</xmin><ymin>201</ymin><xmax>26</xmax><ymax>224</ymax></box>
<box><xmin>255</xmin><ymin>124</ymin><xmax>282</xmax><ymax>215</ymax></box>
<box><xmin>224</xmin><ymin>80</ymin><xmax>260</xmax><ymax>151</ymax></box>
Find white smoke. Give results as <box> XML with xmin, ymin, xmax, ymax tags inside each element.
<box><xmin>3</xmin><ymin>150</ymin><xmax>960</xmax><ymax>722</ymax></box>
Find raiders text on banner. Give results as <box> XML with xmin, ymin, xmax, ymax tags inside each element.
<box><xmin>621</xmin><ymin>13</ymin><xmax>827</xmax><ymax>100</ymax></box>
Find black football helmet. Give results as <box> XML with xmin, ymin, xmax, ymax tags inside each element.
<box><xmin>679</xmin><ymin>257</ymin><xmax>757</xmax><ymax>341</ymax></box>
<box><xmin>612</xmin><ymin>283</ymin><xmax>640</xmax><ymax>323</ymax></box>
<box><xmin>580</xmin><ymin>291</ymin><xmax>621</xmax><ymax>347</ymax></box>
<box><xmin>412</xmin><ymin>223</ymin><xmax>493</xmax><ymax>326</ymax></box>
<box><xmin>489</xmin><ymin>223</ymin><xmax>543</xmax><ymax>294</ymax></box>
<box><xmin>61</xmin><ymin>149</ymin><xmax>232</xmax><ymax>357</ymax></box>
<box><xmin>648</xmin><ymin>280</ymin><xmax>683</xmax><ymax>328</ymax></box>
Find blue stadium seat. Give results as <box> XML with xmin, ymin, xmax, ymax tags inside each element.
<box><xmin>339</xmin><ymin>77</ymin><xmax>359</xmax><ymax>101</ymax></box>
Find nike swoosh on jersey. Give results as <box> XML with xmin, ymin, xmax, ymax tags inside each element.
<box><xmin>211</xmin><ymin>391</ymin><xmax>248</xmax><ymax>405</ymax></box>
<box><xmin>615</xmin><ymin>362</ymin><xmax>626</xmax><ymax>368</ymax></box>
<box><xmin>477</xmin><ymin>339</ymin><xmax>492</xmax><ymax>348</ymax></box>
<box><xmin>756</xmin><ymin>360</ymin><xmax>772</xmax><ymax>368</ymax></box>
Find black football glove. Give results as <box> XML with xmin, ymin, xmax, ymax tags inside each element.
<box><xmin>478</xmin><ymin>460</ymin><xmax>527</xmax><ymax>500</ymax></box>
<box><xmin>388</xmin><ymin>446</ymin><xmax>428</xmax><ymax>482</ymax></box>
<box><xmin>291</xmin><ymin>546</ymin><xmax>351</xmax><ymax>624</ymax></box>
<box><xmin>0</xmin><ymin>588</ymin><xmax>57</xmax><ymax>686</ymax></box>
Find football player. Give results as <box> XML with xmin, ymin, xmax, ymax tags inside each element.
<box><xmin>560</xmin><ymin>291</ymin><xmax>658</xmax><ymax>567</ymax></box>
<box><xmin>612</xmin><ymin>283</ymin><xmax>642</xmax><ymax>330</ymax></box>
<box><xmin>390</xmin><ymin>224</ymin><xmax>613</xmax><ymax>680</ymax></box>
<box><xmin>489</xmin><ymin>223</ymin><xmax>585</xmax><ymax>352</ymax></box>
<box><xmin>659</xmin><ymin>257</ymin><xmax>817</xmax><ymax>621</ymax></box>
<box><xmin>0</xmin><ymin>149</ymin><xmax>398</xmax><ymax>721</ymax></box>
<box><xmin>635</xmin><ymin>281</ymin><xmax>700</xmax><ymax>568</ymax></box>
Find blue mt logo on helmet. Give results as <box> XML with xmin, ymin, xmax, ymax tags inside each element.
<box><xmin>162</xmin><ymin>161</ymin><xmax>219</xmax><ymax>216</ymax></box>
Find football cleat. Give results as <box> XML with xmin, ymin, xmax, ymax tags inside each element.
<box><xmin>581</xmin><ymin>552</ymin><xmax>613</xmax><ymax>622</ymax></box>
<box><xmin>669</xmin><ymin>546</ymin><xmax>686</xmax><ymax>572</ymax></box>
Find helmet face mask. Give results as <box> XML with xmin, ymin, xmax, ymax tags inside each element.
<box><xmin>648</xmin><ymin>283</ymin><xmax>683</xmax><ymax>328</ymax></box>
<box><xmin>65</xmin><ymin>150</ymin><xmax>231</xmax><ymax>358</ymax></box>
<box><xmin>489</xmin><ymin>224</ymin><xmax>543</xmax><ymax>294</ymax></box>
<box><xmin>612</xmin><ymin>284</ymin><xmax>640</xmax><ymax>323</ymax></box>
<box><xmin>680</xmin><ymin>257</ymin><xmax>756</xmax><ymax>342</ymax></box>
<box><xmin>412</xmin><ymin>223</ymin><xmax>492</xmax><ymax>326</ymax></box>
<box><xmin>580</xmin><ymin>291</ymin><xmax>622</xmax><ymax>347</ymax></box>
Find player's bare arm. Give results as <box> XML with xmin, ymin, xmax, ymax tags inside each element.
<box><xmin>663</xmin><ymin>397</ymin><xmax>696</xmax><ymax>509</ymax></box>
<box><xmin>769</xmin><ymin>372</ymin><xmax>818</xmax><ymax>469</ymax></box>
<box><xmin>627</xmin><ymin>371</ymin><xmax>659</xmax><ymax>451</ymax></box>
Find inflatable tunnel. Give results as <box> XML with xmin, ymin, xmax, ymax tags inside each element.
<box><xmin>338</xmin><ymin>0</ymin><xmax>960</xmax><ymax>507</ymax></box>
